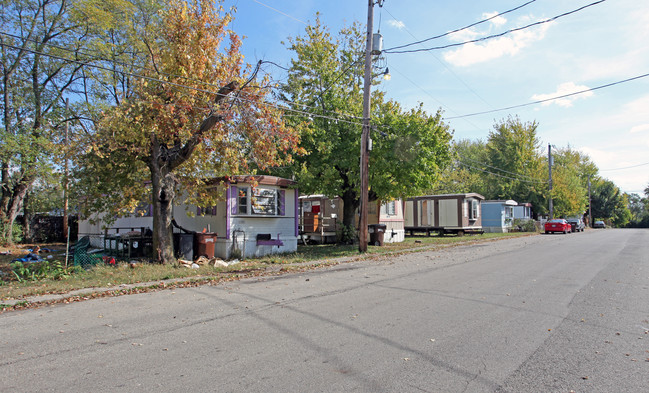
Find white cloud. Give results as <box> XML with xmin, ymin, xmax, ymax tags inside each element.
<box><xmin>531</xmin><ymin>82</ymin><xmax>594</xmax><ymax>107</ymax></box>
<box><xmin>482</xmin><ymin>11</ymin><xmax>507</xmax><ymax>27</ymax></box>
<box><xmin>388</xmin><ymin>20</ymin><xmax>405</xmax><ymax>30</ymax></box>
<box><xmin>630</xmin><ymin>124</ymin><xmax>649</xmax><ymax>134</ymax></box>
<box><xmin>447</xmin><ymin>28</ymin><xmax>482</xmax><ymax>42</ymax></box>
<box><xmin>443</xmin><ymin>20</ymin><xmax>551</xmax><ymax>67</ymax></box>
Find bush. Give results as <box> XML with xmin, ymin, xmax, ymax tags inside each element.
<box><xmin>512</xmin><ymin>218</ymin><xmax>537</xmax><ymax>232</ymax></box>
<box><xmin>336</xmin><ymin>223</ymin><xmax>357</xmax><ymax>245</ymax></box>
<box><xmin>11</xmin><ymin>260</ymin><xmax>82</xmax><ymax>282</ymax></box>
<box><xmin>0</xmin><ymin>220</ymin><xmax>23</xmax><ymax>246</ymax></box>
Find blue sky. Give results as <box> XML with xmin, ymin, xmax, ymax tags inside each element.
<box><xmin>223</xmin><ymin>0</ymin><xmax>649</xmax><ymax>195</ymax></box>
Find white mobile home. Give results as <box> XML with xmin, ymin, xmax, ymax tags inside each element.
<box><xmin>79</xmin><ymin>175</ymin><xmax>299</xmax><ymax>259</ymax></box>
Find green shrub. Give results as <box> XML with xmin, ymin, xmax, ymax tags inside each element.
<box><xmin>0</xmin><ymin>220</ymin><xmax>23</xmax><ymax>246</ymax></box>
<box><xmin>336</xmin><ymin>223</ymin><xmax>357</xmax><ymax>245</ymax></box>
<box><xmin>11</xmin><ymin>260</ymin><xmax>82</xmax><ymax>282</ymax></box>
<box><xmin>512</xmin><ymin>218</ymin><xmax>537</xmax><ymax>232</ymax></box>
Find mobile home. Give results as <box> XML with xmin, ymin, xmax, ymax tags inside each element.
<box><xmin>79</xmin><ymin>175</ymin><xmax>299</xmax><ymax>260</ymax></box>
<box><xmin>404</xmin><ymin>193</ymin><xmax>485</xmax><ymax>235</ymax></box>
<box><xmin>299</xmin><ymin>196</ymin><xmax>405</xmax><ymax>244</ymax></box>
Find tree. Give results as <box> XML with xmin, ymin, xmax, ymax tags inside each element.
<box><xmin>484</xmin><ymin>117</ymin><xmax>547</xmax><ymax>215</ymax></box>
<box><xmin>277</xmin><ymin>18</ymin><xmax>452</xmax><ymax>228</ymax></box>
<box><xmin>76</xmin><ymin>0</ymin><xmax>300</xmax><ymax>263</ymax></box>
<box><xmin>431</xmin><ymin>139</ymin><xmax>489</xmax><ymax>195</ymax></box>
<box><xmin>590</xmin><ymin>178</ymin><xmax>626</xmax><ymax>225</ymax></box>
<box><xmin>0</xmin><ymin>0</ymin><xmax>92</xmax><ymax>244</ymax></box>
<box><xmin>549</xmin><ymin>147</ymin><xmax>589</xmax><ymax>218</ymax></box>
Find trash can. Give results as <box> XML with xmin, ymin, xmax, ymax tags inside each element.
<box><xmin>174</xmin><ymin>232</ymin><xmax>194</xmax><ymax>260</ymax></box>
<box><xmin>194</xmin><ymin>232</ymin><xmax>217</xmax><ymax>259</ymax></box>
<box><xmin>368</xmin><ymin>224</ymin><xmax>386</xmax><ymax>246</ymax></box>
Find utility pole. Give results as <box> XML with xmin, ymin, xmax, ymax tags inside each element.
<box><xmin>359</xmin><ymin>0</ymin><xmax>375</xmax><ymax>252</ymax></box>
<box><xmin>548</xmin><ymin>143</ymin><xmax>553</xmax><ymax>220</ymax></box>
<box><xmin>588</xmin><ymin>175</ymin><xmax>592</xmax><ymax>227</ymax></box>
<box><xmin>63</xmin><ymin>98</ymin><xmax>69</xmax><ymax>241</ymax></box>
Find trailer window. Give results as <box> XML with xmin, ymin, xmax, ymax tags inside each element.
<box><xmin>381</xmin><ymin>201</ymin><xmax>396</xmax><ymax>216</ymax></box>
<box><xmin>469</xmin><ymin>200</ymin><xmax>480</xmax><ymax>220</ymax></box>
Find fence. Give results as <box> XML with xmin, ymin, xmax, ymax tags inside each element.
<box><xmin>74</xmin><ymin>229</ymin><xmax>153</xmax><ymax>268</ymax></box>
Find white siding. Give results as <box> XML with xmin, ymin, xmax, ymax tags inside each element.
<box><xmin>439</xmin><ymin>199</ymin><xmax>458</xmax><ymax>227</ymax></box>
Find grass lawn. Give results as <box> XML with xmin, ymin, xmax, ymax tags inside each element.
<box><xmin>1</xmin><ymin>232</ymin><xmax>534</xmax><ymax>304</ymax></box>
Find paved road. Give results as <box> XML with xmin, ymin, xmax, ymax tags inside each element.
<box><xmin>1</xmin><ymin>229</ymin><xmax>648</xmax><ymax>392</ymax></box>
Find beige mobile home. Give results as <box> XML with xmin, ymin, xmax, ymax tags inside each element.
<box><xmin>404</xmin><ymin>193</ymin><xmax>484</xmax><ymax>235</ymax></box>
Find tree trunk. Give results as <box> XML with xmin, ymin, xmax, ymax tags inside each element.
<box><xmin>1</xmin><ymin>177</ymin><xmax>33</xmax><ymax>245</ymax></box>
<box><xmin>149</xmin><ymin>159</ymin><xmax>176</xmax><ymax>264</ymax></box>
<box><xmin>22</xmin><ymin>191</ymin><xmax>32</xmax><ymax>243</ymax></box>
<box><xmin>341</xmin><ymin>188</ymin><xmax>359</xmax><ymax>229</ymax></box>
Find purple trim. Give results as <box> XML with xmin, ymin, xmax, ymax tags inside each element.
<box><xmin>294</xmin><ymin>189</ymin><xmax>299</xmax><ymax>237</ymax></box>
<box><xmin>279</xmin><ymin>190</ymin><xmax>286</xmax><ymax>216</ymax></box>
<box><xmin>256</xmin><ymin>239</ymin><xmax>284</xmax><ymax>246</ymax></box>
<box><xmin>257</xmin><ymin>233</ymin><xmax>284</xmax><ymax>247</ymax></box>
<box><xmin>225</xmin><ymin>184</ymin><xmax>231</xmax><ymax>240</ymax></box>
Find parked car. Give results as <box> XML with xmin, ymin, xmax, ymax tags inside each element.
<box><xmin>566</xmin><ymin>218</ymin><xmax>585</xmax><ymax>232</ymax></box>
<box><xmin>593</xmin><ymin>220</ymin><xmax>606</xmax><ymax>228</ymax></box>
<box><xmin>544</xmin><ymin>219</ymin><xmax>572</xmax><ymax>234</ymax></box>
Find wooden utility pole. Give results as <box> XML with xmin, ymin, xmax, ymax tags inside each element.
<box><xmin>359</xmin><ymin>0</ymin><xmax>375</xmax><ymax>252</ymax></box>
<box><xmin>63</xmin><ymin>98</ymin><xmax>69</xmax><ymax>241</ymax></box>
<box><xmin>588</xmin><ymin>175</ymin><xmax>592</xmax><ymax>227</ymax></box>
<box><xmin>548</xmin><ymin>143</ymin><xmax>553</xmax><ymax>220</ymax></box>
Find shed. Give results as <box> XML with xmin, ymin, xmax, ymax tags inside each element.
<box><xmin>481</xmin><ymin>199</ymin><xmax>518</xmax><ymax>233</ymax></box>
<box><xmin>404</xmin><ymin>193</ymin><xmax>485</xmax><ymax>235</ymax></box>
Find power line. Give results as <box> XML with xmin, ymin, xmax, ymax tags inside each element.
<box><xmin>600</xmin><ymin>161</ymin><xmax>649</xmax><ymax>171</ymax></box>
<box><xmin>0</xmin><ymin>30</ymin><xmax>284</xmax><ymax>104</ymax></box>
<box><xmin>0</xmin><ymin>34</ymin><xmax>452</xmax><ymax>137</ymax></box>
<box><xmin>0</xmin><ymin>42</ymin><xmax>369</xmax><ymax>133</ymax></box>
<box><xmin>457</xmin><ymin>161</ymin><xmax>548</xmax><ymax>184</ymax></box>
<box><xmin>250</xmin><ymin>0</ymin><xmax>308</xmax><ymax>25</ymax></box>
<box><xmin>382</xmin><ymin>7</ymin><xmax>495</xmax><ymax>124</ymax></box>
<box><xmin>445</xmin><ymin>71</ymin><xmax>649</xmax><ymax>119</ymax></box>
<box><xmin>0</xmin><ymin>39</ymin><xmax>368</xmax><ymax>126</ymax></box>
<box><xmin>385</xmin><ymin>0</ymin><xmax>607</xmax><ymax>54</ymax></box>
<box><xmin>459</xmin><ymin>156</ymin><xmax>545</xmax><ymax>183</ymax></box>
<box><xmin>386</xmin><ymin>0</ymin><xmax>537</xmax><ymax>52</ymax></box>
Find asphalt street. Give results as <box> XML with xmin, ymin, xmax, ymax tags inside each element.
<box><xmin>1</xmin><ymin>228</ymin><xmax>648</xmax><ymax>392</ymax></box>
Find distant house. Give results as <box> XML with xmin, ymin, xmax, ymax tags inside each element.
<box><xmin>78</xmin><ymin>175</ymin><xmax>299</xmax><ymax>259</ymax></box>
<box><xmin>513</xmin><ymin>202</ymin><xmax>533</xmax><ymax>221</ymax></box>
<box><xmin>299</xmin><ymin>195</ymin><xmax>405</xmax><ymax>244</ymax></box>
<box><xmin>404</xmin><ymin>193</ymin><xmax>485</xmax><ymax>235</ymax></box>
<box><xmin>481</xmin><ymin>199</ymin><xmax>518</xmax><ymax>233</ymax></box>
